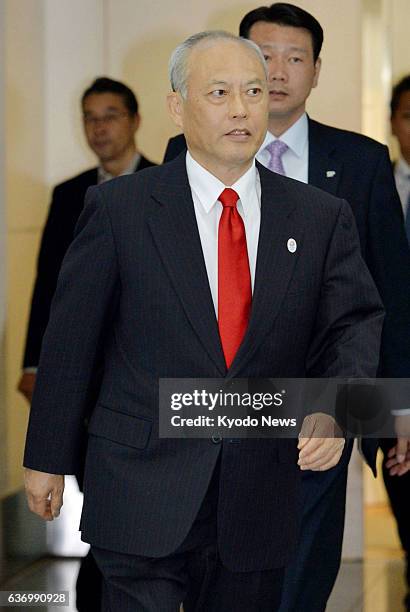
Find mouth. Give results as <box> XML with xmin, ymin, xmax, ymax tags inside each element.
<box><xmin>93</xmin><ymin>141</ymin><xmax>111</xmax><ymax>148</ymax></box>
<box><xmin>269</xmin><ymin>90</ymin><xmax>288</xmax><ymax>98</ymax></box>
<box><xmin>225</xmin><ymin>129</ymin><xmax>251</xmax><ymax>139</ymax></box>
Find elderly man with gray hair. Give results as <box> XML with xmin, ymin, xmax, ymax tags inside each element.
<box><xmin>23</xmin><ymin>30</ymin><xmax>383</xmax><ymax>611</ymax></box>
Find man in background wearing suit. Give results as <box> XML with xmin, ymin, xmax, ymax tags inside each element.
<box><xmin>164</xmin><ymin>4</ymin><xmax>410</xmax><ymax>611</ymax></box>
<box><xmin>391</xmin><ymin>75</ymin><xmax>410</xmax><ymax>243</ymax></box>
<box><xmin>380</xmin><ymin>74</ymin><xmax>410</xmax><ymax>611</ymax></box>
<box><xmin>18</xmin><ymin>76</ymin><xmax>155</xmax><ymax>612</ymax></box>
<box><xmin>23</xmin><ymin>31</ymin><xmax>384</xmax><ymax>611</ymax></box>
<box><xmin>19</xmin><ymin>76</ymin><xmax>155</xmax><ymax>402</ymax></box>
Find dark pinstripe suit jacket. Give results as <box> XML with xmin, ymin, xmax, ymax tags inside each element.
<box><xmin>164</xmin><ymin>121</ymin><xmax>410</xmax><ymax>472</ymax></box>
<box><xmin>24</xmin><ymin>153</ymin><xmax>384</xmax><ymax>571</ymax></box>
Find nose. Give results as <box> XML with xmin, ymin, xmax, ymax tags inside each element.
<box><xmin>229</xmin><ymin>92</ymin><xmax>248</xmax><ymax>119</ymax></box>
<box><xmin>93</xmin><ymin>121</ymin><xmax>108</xmax><ymax>136</ymax></box>
<box><xmin>269</xmin><ymin>57</ymin><xmax>287</xmax><ymax>82</ymax></box>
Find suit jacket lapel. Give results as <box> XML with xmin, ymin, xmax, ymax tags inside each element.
<box><xmin>308</xmin><ymin>118</ymin><xmax>342</xmax><ymax>196</ymax></box>
<box><xmin>147</xmin><ymin>154</ymin><xmax>226</xmax><ymax>375</ymax></box>
<box><xmin>228</xmin><ymin>164</ymin><xmax>304</xmax><ymax>377</ymax></box>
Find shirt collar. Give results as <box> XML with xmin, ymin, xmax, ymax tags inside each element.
<box><xmin>259</xmin><ymin>112</ymin><xmax>308</xmax><ymax>158</ymax></box>
<box><xmin>396</xmin><ymin>156</ymin><xmax>410</xmax><ymax>179</ymax></box>
<box><xmin>98</xmin><ymin>152</ymin><xmax>141</xmax><ymax>184</ymax></box>
<box><xmin>186</xmin><ymin>151</ymin><xmax>258</xmax><ymax>217</ymax></box>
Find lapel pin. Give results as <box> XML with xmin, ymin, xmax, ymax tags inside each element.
<box><xmin>326</xmin><ymin>170</ymin><xmax>336</xmax><ymax>178</ymax></box>
<box><xmin>287</xmin><ymin>238</ymin><xmax>297</xmax><ymax>253</ymax></box>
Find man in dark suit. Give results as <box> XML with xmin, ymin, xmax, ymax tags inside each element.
<box><xmin>18</xmin><ymin>76</ymin><xmax>155</xmax><ymax>612</ymax></box>
<box><xmin>379</xmin><ymin>74</ymin><xmax>410</xmax><ymax>611</ymax></box>
<box><xmin>23</xmin><ymin>31</ymin><xmax>384</xmax><ymax>611</ymax></box>
<box><xmin>391</xmin><ymin>75</ymin><xmax>410</xmax><ymax>239</ymax></box>
<box><xmin>18</xmin><ymin>76</ymin><xmax>155</xmax><ymax>402</ymax></box>
<box><xmin>164</xmin><ymin>4</ymin><xmax>410</xmax><ymax>611</ymax></box>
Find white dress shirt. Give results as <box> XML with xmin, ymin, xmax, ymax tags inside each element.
<box><xmin>394</xmin><ymin>156</ymin><xmax>410</xmax><ymax>217</ymax></box>
<box><xmin>186</xmin><ymin>152</ymin><xmax>261</xmax><ymax>315</ymax></box>
<box><xmin>257</xmin><ymin>113</ymin><xmax>309</xmax><ymax>183</ymax></box>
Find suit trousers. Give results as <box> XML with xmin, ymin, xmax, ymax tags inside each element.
<box><xmin>92</xmin><ymin>458</ymin><xmax>284</xmax><ymax>612</ymax></box>
<box><xmin>278</xmin><ymin>440</ymin><xmax>353</xmax><ymax>612</ymax></box>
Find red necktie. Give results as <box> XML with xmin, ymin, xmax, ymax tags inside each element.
<box><xmin>218</xmin><ymin>188</ymin><xmax>252</xmax><ymax>368</ymax></box>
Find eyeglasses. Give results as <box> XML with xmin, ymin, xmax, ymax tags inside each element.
<box><xmin>83</xmin><ymin>111</ymin><xmax>130</xmax><ymax>127</ymax></box>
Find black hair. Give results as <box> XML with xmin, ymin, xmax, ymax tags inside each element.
<box><xmin>81</xmin><ymin>77</ymin><xmax>139</xmax><ymax>115</ymax></box>
<box><xmin>391</xmin><ymin>75</ymin><xmax>410</xmax><ymax>117</ymax></box>
<box><xmin>239</xmin><ymin>3</ymin><xmax>323</xmax><ymax>62</ymax></box>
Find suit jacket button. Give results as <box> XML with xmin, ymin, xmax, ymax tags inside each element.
<box><xmin>211</xmin><ymin>436</ymin><xmax>222</xmax><ymax>444</ymax></box>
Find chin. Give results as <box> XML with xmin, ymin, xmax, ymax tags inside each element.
<box><xmin>227</xmin><ymin>154</ymin><xmax>255</xmax><ymax>168</ymax></box>
<box><xmin>97</xmin><ymin>152</ymin><xmax>115</xmax><ymax>163</ymax></box>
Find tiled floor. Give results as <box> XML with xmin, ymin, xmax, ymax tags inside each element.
<box><xmin>0</xmin><ymin>504</ymin><xmax>407</xmax><ymax>612</ymax></box>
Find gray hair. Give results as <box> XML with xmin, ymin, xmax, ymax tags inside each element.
<box><xmin>169</xmin><ymin>30</ymin><xmax>268</xmax><ymax>99</ymax></box>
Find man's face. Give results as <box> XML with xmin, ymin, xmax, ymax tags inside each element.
<box><xmin>248</xmin><ymin>22</ymin><xmax>321</xmax><ymax>125</ymax></box>
<box><xmin>167</xmin><ymin>40</ymin><xmax>269</xmax><ymax>179</ymax></box>
<box><xmin>391</xmin><ymin>91</ymin><xmax>410</xmax><ymax>161</ymax></box>
<box><xmin>82</xmin><ymin>93</ymin><xmax>139</xmax><ymax>163</ymax></box>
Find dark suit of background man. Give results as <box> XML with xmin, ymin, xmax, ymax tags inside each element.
<box><xmin>23</xmin><ymin>30</ymin><xmax>383</xmax><ymax>611</ymax></box>
<box><xmin>17</xmin><ymin>77</ymin><xmax>155</xmax><ymax>612</ymax></box>
<box><xmin>164</xmin><ymin>4</ymin><xmax>410</xmax><ymax>611</ymax></box>
<box><xmin>379</xmin><ymin>74</ymin><xmax>410</xmax><ymax>612</ymax></box>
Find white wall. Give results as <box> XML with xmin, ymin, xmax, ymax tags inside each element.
<box><xmin>5</xmin><ymin>0</ymin><xmax>47</xmax><ymax>495</ymax></box>
<box><xmin>44</xmin><ymin>0</ymin><xmax>105</xmax><ymax>186</ymax></box>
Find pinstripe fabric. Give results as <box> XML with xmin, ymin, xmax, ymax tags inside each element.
<box><xmin>24</xmin><ymin>154</ymin><xmax>384</xmax><ymax>572</ymax></box>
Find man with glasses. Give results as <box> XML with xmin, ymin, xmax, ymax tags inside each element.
<box><xmin>19</xmin><ymin>77</ymin><xmax>155</xmax><ymax>400</ymax></box>
<box><xmin>18</xmin><ymin>76</ymin><xmax>155</xmax><ymax>612</ymax></box>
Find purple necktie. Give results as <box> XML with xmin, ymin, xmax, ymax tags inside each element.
<box><xmin>265</xmin><ymin>140</ymin><xmax>288</xmax><ymax>175</ymax></box>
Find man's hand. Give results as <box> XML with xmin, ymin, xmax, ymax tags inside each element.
<box><xmin>298</xmin><ymin>412</ymin><xmax>345</xmax><ymax>471</ymax></box>
<box><xmin>17</xmin><ymin>372</ymin><xmax>37</xmax><ymax>403</ymax></box>
<box><xmin>384</xmin><ymin>415</ymin><xmax>410</xmax><ymax>476</ymax></box>
<box><xmin>24</xmin><ymin>468</ymin><xmax>64</xmax><ymax>521</ymax></box>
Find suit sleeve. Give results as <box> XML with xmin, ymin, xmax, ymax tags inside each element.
<box><xmin>306</xmin><ymin>200</ymin><xmax>385</xmax><ymax>378</ymax></box>
<box><xmin>22</xmin><ymin>187</ymin><xmax>81</xmax><ymax>368</ymax></box>
<box><xmin>23</xmin><ymin>187</ymin><xmax>120</xmax><ymax>474</ymax></box>
<box><xmin>365</xmin><ymin>146</ymin><xmax>410</xmax><ymax>377</ymax></box>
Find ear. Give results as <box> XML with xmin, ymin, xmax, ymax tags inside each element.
<box><xmin>312</xmin><ymin>57</ymin><xmax>322</xmax><ymax>89</ymax></box>
<box><xmin>167</xmin><ymin>91</ymin><xmax>184</xmax><ymax>129</ymax></box>
<box><xmin>391</xmin><ymin>115</ymin><xmax>397</xmax><ymax>137</ymax></box>
<box><xmin>132</xmin><ymin>113</ymin><xmax>141</xmax><ymax>133</ymax></box>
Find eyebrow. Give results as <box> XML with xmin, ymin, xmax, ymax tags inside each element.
<box><xmin>260</xmin><ymin>43</ymin><xmax>309</xmax><ymax>55</ymax></box>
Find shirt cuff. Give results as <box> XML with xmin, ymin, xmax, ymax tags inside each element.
<box><xmin>391</xmin><ymin>409</ymin><xmax>410</xmax><ymax>416</ymax></box>
<box><xmin>23</xmin><ymin>367</ymin><xmax>38</xmax><ymax>374</ymax></box>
